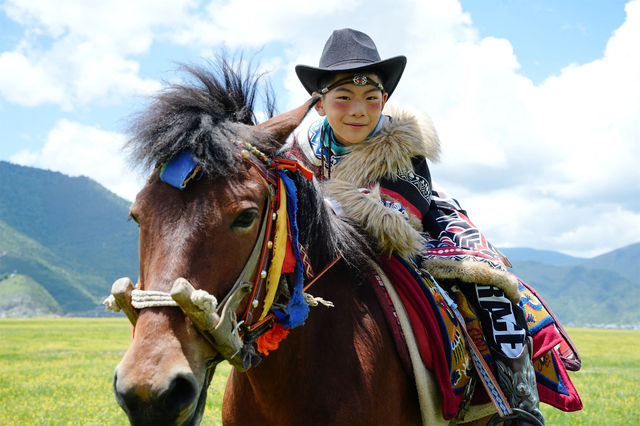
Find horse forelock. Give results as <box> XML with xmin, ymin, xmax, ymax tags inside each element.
<box><xmin>126</xmin><ymin>56</ymin><xmax>277</xmax><ymax>179</ymax></box>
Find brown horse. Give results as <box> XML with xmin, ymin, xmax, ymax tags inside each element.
<box><xmin>109</xmin><ymin>60</ymin><xmax>492</xmax><ymax>425</ymax></box>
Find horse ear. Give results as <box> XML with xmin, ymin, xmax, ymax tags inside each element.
<box><xmin>257</xmin><ymin>96</ymin><xmax>321</xmax><ymax>147</ymax></box>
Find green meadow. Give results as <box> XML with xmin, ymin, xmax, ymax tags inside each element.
<box><xmin>0</xmin><ymin>318</ymin><xmax>638</xmax><ymax>425</ymax></box>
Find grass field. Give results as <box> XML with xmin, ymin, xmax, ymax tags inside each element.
<box><xmin>0</xmin><ymin>318</ymin><xmax>638</xmax><ymax>425</ymax></box>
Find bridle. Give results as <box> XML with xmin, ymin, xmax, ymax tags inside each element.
<box><xmin>105</xmin><ymin>141</ymin><xmax>340</xmax><ymax>371</ymax></box>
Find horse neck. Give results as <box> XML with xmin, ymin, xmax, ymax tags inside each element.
<box><xmin>262</xmin><ymin>262</ymin><xmax>365</xmax><ymax>367</ymax></box>
<box><xmin>228</xmin><ymin>263</ymin><xmax>374</xmax><ymax>397</ymax></box>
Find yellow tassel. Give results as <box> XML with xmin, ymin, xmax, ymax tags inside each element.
<box><xmin>259</xmin><ymin>178</ymin><xmax>288</xmax><ymax>320</ymax></box>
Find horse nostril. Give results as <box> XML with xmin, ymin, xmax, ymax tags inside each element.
<box><xmin>113</xmin><ymin>370</ymin><xmax>143</xmax><ymax>416</ymax></box>
<box><xmin>113</xmin><ymin>371</ymin><xmax>125</xmax><ymax>408</ymax></box>
<box><xmin>162</xmin><ymin>373</ymin><xmax>199</xmax><ymax>415</ymax></box>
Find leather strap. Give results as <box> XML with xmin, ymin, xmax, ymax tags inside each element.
<box><xmin>452</xmin><ymin>308</ymin><xmax>513</xmax><ymax>418</ymax></box>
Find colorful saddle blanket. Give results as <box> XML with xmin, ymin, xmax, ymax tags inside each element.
<box><xmin>371</xmin><ymin>255</ymin><xmax>582</xmax><ymax>420</ymax></box>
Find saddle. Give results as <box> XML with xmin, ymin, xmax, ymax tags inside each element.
<box><xmin>370</xmin><ymin>254</ymin><xmax>582</xmax><ymax>422</ymax></box>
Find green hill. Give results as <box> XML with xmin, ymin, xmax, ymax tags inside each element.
<box><xmin>0</xmin><ymin>161</ymin><xmax>139</xmax><ymax>315</ymax></box>
<box><xmin>510</xmin><ymin>260</ymin><xmax>639</xmax><ymax>326</ymax></box>
<box><xmin>0</xmin><ymin>218</ymin><xmax>98</xmax><ymax>311</ymax></box>
<box><xmin>490</xmin><ymin>244</ymin><xmax>639</xmax><ymax>326</ymax></box>
<box><xmin>0</xmin><ymin>273</ymin><xmax>62</xmax><ymax>317</ymax></box>
<box><xmin>579</xmin><ymin>242</ymin><xmax>640</xmax><ymax>284</ymax></box>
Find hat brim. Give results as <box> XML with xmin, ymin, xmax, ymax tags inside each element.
<box><xmin>295</xmin><ymin>55</ymin><xmax>407</xmax><ymax>98</ymax></box>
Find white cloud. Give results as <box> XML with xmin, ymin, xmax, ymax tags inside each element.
<box><xmin>173</xmin><ymin>0</ymin><xmax>350</xmax><ymax>48</ymax></box>
<box><xmin>0</xmin><ymin>50</ymin><xmax>68</xmax><ymax>107</ymax></box>
<box><xmin>10</xmin><ymin>119</ymin><xmax>142</xmax><ymax>201</ymax></box>
<box><xmin>0</xmin><ymin>0</ymin><xmax>194</xmax><ymax>108</ymax></box>
<box><xmin>452</xmin><ymin>187</ymin><xmax>640</xmax><ymax>258</ymax></box>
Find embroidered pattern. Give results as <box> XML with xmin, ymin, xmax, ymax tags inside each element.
<box><xmin>397</xmin><ymin>167</ymin><xmax>432</xmax><ymax>201</ymax></box>
<box><xmin>307</xmin><ymin>120</ymin><xmax>346</xmax><ymax>166</ymax></box>
<box><xmin>423</xmin><ymin>208</ymin><xmax>508</xmax><ymax>272</ymax></box>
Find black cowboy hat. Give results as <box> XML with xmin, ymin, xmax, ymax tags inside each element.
<box><xmin>295</xmin><ymin>28</ymin><xmax>407</xmax><ymax>98</ymax></box>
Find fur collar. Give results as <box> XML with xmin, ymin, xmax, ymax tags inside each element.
<box><xmin>331</xmin><ymin>103</ymin><xmax>440</xmax><ymax>186</ymax></box>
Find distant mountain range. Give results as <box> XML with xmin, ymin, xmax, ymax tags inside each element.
<box><xmin>501</xmin><ymin>245</ymin><xmax>639</xmax><ymax>326</ymax></box>
<box><xmin>499</xmin><ymin>247</ymin><xmax>586</xmax><ymax>265</ymax></box>
<box><xmin>0</xmin><ymin>160</ymin><xmax>637</xmax><ymax>327</ymax></box>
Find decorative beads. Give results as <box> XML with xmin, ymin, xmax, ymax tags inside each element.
<box><xmin>234</xmin><ymin>141</ymin><xmax>275</xmax><ymax>168</ymax></box>
<box><xmin>252</xmin><ymin>299</ymin><xmax>259</xmax><ymax>308</ymax></box>
<box><xmin>260</xmin><ymin>270</ymin><xmax>267</xmax><ymax>279</ymax></box>
<box><xmin>267</xmin><ymin>241</ymin><xmax>273</xmax><ymax>249</ymax></box>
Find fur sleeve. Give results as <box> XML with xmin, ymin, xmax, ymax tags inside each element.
<box><xmin>323</xmin><ymin>179</ymin><xmax>425</xmax><ymax>260</ymax></box>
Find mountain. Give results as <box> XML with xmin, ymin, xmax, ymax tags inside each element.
<box><xmin>504</xmin><ymin>242</ymin><xmax>640</xmax><ymax>326</ymax></box>
<box><xmin>579</xmin><ymin>242</ymin><xmax>640</xmax><ymax>284</ymax></box>
<box><xmin>500</xmin><ymin>247</ymin><xmax>586</xmax><ymax>265</ymax></box>
<box><xmin>0</xmin><ymin>161</ymin><xmax>139</xmax><ymax>314</ymax></box>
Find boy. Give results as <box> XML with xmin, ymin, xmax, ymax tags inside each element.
<box><xmin>289</xmin><ymin>28</ymin><xmax>544</xmax><ymax>425</ymax></box>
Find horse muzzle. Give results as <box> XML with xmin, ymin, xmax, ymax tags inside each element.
<box><xmin>113</xmin><ymin>368</ymin><xmax>204</xmax><ymax>426</ymax></box>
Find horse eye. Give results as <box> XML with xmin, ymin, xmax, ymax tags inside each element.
<box><xmin>231</xmin><ymin>208</ymin><xmax>258</xmax><ymax>229</ymax></box>
<box><xmin>128</xmin><ymin>212</ymin><xmax>140</xmax><ymax>225</ymax></box>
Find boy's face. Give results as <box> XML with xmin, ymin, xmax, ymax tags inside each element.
<box><xmin>314</xmin><ymin>72</ymin><xmax>388</xmax><ymax>146</ymax></box>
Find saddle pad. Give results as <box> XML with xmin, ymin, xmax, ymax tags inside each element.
<box><xmin>370</xmin><ymin>261</ymin><xmax>495</xmax><ymax>425</ymax></box>
<box><xmin>519</xmin><ymin>280</ymin><xmax>581</xmax><ymax>371</ymax></box>
<box><xmin>375</xmin><ymin>255</ymin><xmax>473</xmax><ymax>420</ymax></box>
<box><xmin>518</xmin><ymin>280</ymin><xmax>583</xmax><ymax>411</ymax></box>
<box><xmin>453</xmin><ymin>279</ymin><xmax>583</xmax><ymax>412</ymax></box>
<box><xmin>371</xmin><ymin>256</ymin><xmax>583</xmax><ymax>417</ymax></box>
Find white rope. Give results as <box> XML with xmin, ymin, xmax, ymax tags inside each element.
<box><xmin>104</xmin><ymin>287</ymin><xmax>220</xmax><ymax>313</ymax></box>
<box><xmin>103</xmin><ymin>295</ymin><xmax>121</xmax><ymax>313</ymax></box>
<box><xmin>190</xmin><ymin>289</ymin><xmax>218</xmax><ymax>313</ymax></box>
<box><xmin>304</xmin><ymin>292</ymin><xmax>334</xmax><ymax>308</ymax></box>
<box><xmin>118</xmin><ymin>288</ymin><xmax>220</xmax><ymax>314</ymax></box>
<box><xmin>131</xmin><ymin>289</ymin><xmax>178</xmax><ymax>309</ymax></box>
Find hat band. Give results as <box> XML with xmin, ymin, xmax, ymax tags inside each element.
<box><xmin>320</xmin><ymin>74</ymin><xmax>384</xmax><ymax>94</ymax></box>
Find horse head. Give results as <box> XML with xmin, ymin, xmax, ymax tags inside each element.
<box><xmin>108</xmin><ymin>61</ymin><xmax>326</xmax><ymax>425</ymax></box>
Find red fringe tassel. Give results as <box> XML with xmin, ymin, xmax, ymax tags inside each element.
<box><xmin>256</xmin><ymin>323</ymin><xmax>290</xmax><ymax>355</ymax></box>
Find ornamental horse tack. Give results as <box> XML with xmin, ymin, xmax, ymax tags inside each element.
<box><xmin>106</xmin><ymin>60</ymin><xmax>497</xmax><ymax>425</ymax></box>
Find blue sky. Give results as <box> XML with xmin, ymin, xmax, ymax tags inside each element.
<box><xmin>1</xmin><ymin>0</ymin><xmax>638</xmax><ymax>257</ymax></box>
<box><xmin>460</xmin><ymin>1</ymin><xmax>628</xmax><ymax>84</ymax></box>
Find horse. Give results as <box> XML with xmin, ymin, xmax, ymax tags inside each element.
<box><xmin>109</xmin><ymin>59</ymin><xmax>494</xmax><ymax>425</ymax></box>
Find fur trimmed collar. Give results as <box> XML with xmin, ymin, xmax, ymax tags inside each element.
<box><xmin>331</xmin><ymin>103</ymin><xmax>440</xmax><ymax>186</ymax></box>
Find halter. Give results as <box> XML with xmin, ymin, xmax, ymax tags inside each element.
<box><xmin>105</xmin><ymin>142</ymin><xmax>337</xmax><ymax>371</ymax></box>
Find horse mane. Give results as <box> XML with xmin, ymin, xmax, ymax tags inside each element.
<box><xmin>287</xmin><ymin>169</ymin><xmax>372</xmax><ymax>275</ymax></box>
<box><xmin>127</xmin><ymin>56</ymin><xmax>371</xmax><ymax>275</ymax></box>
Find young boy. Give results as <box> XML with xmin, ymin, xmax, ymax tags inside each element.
<box><xmin>289</xmin><ymin>28</ymin><xmax>544</xmax><ymax>425</ymax></box>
